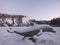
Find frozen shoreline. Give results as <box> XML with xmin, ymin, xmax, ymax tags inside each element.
<box><xmin>0</xmin><ymin>27</ymin><xmax>60</xmax><ymax>45</ymax></box>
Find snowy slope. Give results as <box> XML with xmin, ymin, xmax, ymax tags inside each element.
<box><xmin>7</xmin><ymin>24</ymin><xmax>53</xmax><ymax>33</ymax></box>
<box><xmin>0</xmin><ymin>27</ymin><xmax>60</xmax><ymax>45</ymax></box>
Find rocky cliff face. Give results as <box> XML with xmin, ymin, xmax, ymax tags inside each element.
<box><xmin>0</xmin><ymin>13</ymin><xmax>25</xmax><ymax>18</ymax></box>
<box><xmin>0</xmin><ymin>13</ymin><xmax>31</xmax><ymax>27</ymax></box>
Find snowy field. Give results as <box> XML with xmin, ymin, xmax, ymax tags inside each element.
<box><xmin>0</xmin><ymin>27</ymin><xmax>60</xmax><ymax>45</ymax></box>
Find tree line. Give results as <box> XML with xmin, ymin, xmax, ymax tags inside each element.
<box><xmin>50</xmin><ymin>17</ymin><xmax>60</xmax><ymax>26</ymax></box>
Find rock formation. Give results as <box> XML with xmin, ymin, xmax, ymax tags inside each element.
<box><xmin>0</xmin><ymin>13</ymin><xmax>31</xmax><ymax>27</ymax></box>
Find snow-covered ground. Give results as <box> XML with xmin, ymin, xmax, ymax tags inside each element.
<box><xmin>0</xmin><ymin>27</ymin><xmax>60</xmax><ymax>45</ymax></box>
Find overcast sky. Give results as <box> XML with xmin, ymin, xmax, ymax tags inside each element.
<box><xmin>0</xmin><ymin>0</ymin><xmax>60</xmax><ymax>20</ymax></box>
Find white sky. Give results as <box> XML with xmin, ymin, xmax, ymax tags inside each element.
<box><xmin>0</xmin><ymin>0</ymin><xmax>60</xmax><ymax>20</ymax></box>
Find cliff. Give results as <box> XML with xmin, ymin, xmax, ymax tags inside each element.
<box><xmin>0</xmin><ymin>13</ymin><xmax>25</xmax><ymax>18</ymax></box>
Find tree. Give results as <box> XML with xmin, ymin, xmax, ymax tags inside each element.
<box><xmin>50</xmin><ymin>17</ymin><xmax>60</xmax><ymax>26</ymax></box>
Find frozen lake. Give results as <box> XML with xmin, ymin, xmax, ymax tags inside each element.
<box><xmin>0</xmin><ymin>27</ymin><xmax>60</xmax><ymax>45</ymax></box>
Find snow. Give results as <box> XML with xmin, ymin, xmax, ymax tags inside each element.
<box><xmin>0</xmin><ymin>26</ymin><xmax>60</xmax><ymax>45</ymax></box>
<box><xmin>7</xmin><ymin>24</ymin><xmax>53</xmax><ymax>33</ymax></box>
<box><xmin>22</xmin><ymin>17</ymin><xmax>30</xmax><ymax>25</ymax></box>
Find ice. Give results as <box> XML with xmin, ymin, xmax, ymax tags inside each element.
<box><xmin>0</xmin><ymin>26</ymin><xmax>60</xmax><ymax>45</ymax></box>
<box><xmin>7</xmin><ymin>24</ymin><xmax>53</xmax><ymax>33</ymax></box>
